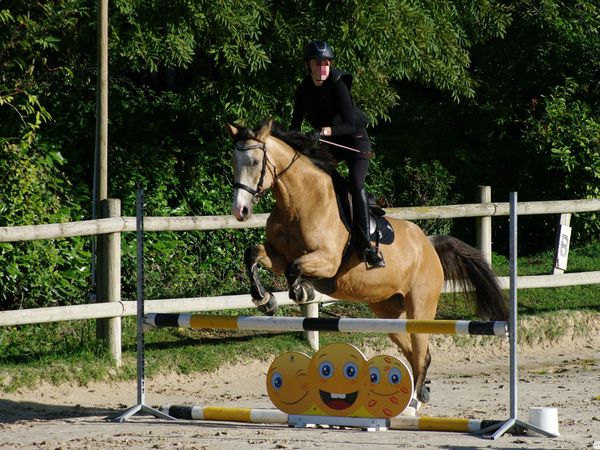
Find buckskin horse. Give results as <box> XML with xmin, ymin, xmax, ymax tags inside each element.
<box><xmin>228</xmin><ymin>119</ymin><xmax>507</xmax><ymax>408</ymax></box>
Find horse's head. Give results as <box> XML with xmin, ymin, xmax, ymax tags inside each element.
<box><xmin>227</xmin><ymin>119</ymin><xmax>274</xmax><ymax>221</ymax></box>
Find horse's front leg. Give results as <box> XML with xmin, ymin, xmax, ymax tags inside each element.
<box><xmin>244</xmin><ymin>244</ymin><xmax>287</xmax><ymax>316</ymax></box>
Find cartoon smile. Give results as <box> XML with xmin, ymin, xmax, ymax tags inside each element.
<box><xmin>319</xmin><ymin>390</ymin><xmax>358</xmax><ymax>410</ymax></box>
<box><xmin>368</xmin><ymin>387</ymin><xmax>406</xmax><ymax>398</ymax></box>
<box><xmin>281</xmin><ymin>390</ymin><xmax>310</xmax><ymax>406</ymax></box>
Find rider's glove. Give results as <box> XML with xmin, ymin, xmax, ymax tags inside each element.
<box><xmin>307</xmin><ymin>130</ymin><xmax>321</xmax><ymax>143</ymax></box>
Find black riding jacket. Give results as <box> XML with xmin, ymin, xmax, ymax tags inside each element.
<box><xmin>290</xmin><ymin>68</ymin><xmax>371</xmax><ymax>156</ymax></box>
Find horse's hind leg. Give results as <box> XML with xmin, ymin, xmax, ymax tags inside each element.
<box><xmin>404</xmin><ymin>284</ymin><xmax>442</xmax><ymax>404</ymax></box>
<box><xmin>244</xmin><ymin>244</ymin><xmax>287</xmax><ymax>315</ymax></box>
<box><xmin>282</xmin><ymin>250</ymin><xmax>339</xmax><ymax>304</ymax></box>
<box><xmin>284</xmin><ymin>262</ymin><xmax>315</xmax><ymax>304</ymax></box>
<box><xmin>369</xmin><ymin>293</ymin><xmax>435</xmax><ymax>405</ymax></box>
<box><xmin>408</xmin><ymin>331</ymin><xmax>432</xmax><ymax>403</ymax></box>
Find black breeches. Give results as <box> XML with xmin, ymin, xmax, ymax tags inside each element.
<box><xmin>329</xmin><ymin>132</ymin><xmax>371</xmax><ymax>195</ymax></box>
<box><xmin>329</xmin><ymin>152</ymin><xmax>369</xmax><ymax>195</ymax></box>
<box><xmin>346</xmin><ymin>156</ymin><xmax>369</xmax><ymax>195</ymax></box>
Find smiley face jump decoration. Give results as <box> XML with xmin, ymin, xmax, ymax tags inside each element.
<box><xmin>266</xmin><ymin>343</ymin><xmax>414</xmax><ymax>418</ymax></box>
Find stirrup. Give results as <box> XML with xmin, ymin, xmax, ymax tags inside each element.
<box><xmin>363</xmin><ymin>247</ymin><xmax>385</xmax><ymax>269</ymax></box>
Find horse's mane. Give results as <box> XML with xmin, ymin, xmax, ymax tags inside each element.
<box><xmin>266</xmin><ymin>121</ymin><xmax>338</xmax><ymax>174</ymax></box>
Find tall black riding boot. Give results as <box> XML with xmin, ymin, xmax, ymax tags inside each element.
<box><xmin>352</xmin><ymin>188</ymin><xmax>385</xmax><ymax>269</ymax></box>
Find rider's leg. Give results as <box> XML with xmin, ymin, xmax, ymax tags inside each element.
<box><xmin>348</xmin><ymin>157</ymin><xmax>385</xmax><ymax>268</ymax></box>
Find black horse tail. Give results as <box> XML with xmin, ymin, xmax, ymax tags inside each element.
<box><xmin>429</xmin><ymin>235</ymin><xmax>508</xmax><ymax>320</ymax></box>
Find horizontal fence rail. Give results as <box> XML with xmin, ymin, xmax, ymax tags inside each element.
<box><xmin>1</xmin><ymin>198</ymin><xmax>599</xmax><ymax>242</ymax></box>
<box><xmin>2</xmin><ymin>270</ymin><xmax>600</xmax><ymax>327</ymax></box>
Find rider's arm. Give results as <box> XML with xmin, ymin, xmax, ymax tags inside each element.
<box><xmin>290</xmin><ymin>86</ymin><xmax>304</xmax><ymax>131</ymax></box>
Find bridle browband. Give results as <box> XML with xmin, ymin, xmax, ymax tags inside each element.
<box><xmin>233</xmin><ymin>140</ymin><xmax>301</xmax><ymax>202</ymax></box>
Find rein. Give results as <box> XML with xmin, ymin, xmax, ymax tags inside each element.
<box><xmin>233</xmin><ymin>141</ymin><xmax>301</xmax><ymax>202</ymax></box>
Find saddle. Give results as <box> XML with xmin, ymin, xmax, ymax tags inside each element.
<box><xmin>309</xmin><ymin>174</ymin><xmax>395</xmax><ymax>294</ymax></box>
<box><xmin>330</xmin><ymin>172</ymin><xmax>395</xmax><ymax>246</ymax></box>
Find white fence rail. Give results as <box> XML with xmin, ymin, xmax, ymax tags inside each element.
<box><xmin>1</xmin><ymin>271</ymin><xmax>598</xmax><ymax>328</ymax></box>
<box><xmin>1</xmin><ymin>198</ymin><xmax>599</xmax><ymax>242</ymax></box>
<box><xmin>0</xmin><ymin>192</ymin><xmax>599</xmax><ymax>364</ymax></box>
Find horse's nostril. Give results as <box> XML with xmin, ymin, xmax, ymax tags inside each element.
<box><xmin>242</xmin><ymin>206</ymin><xmax>249</xmax><ymax>217</ymax></box>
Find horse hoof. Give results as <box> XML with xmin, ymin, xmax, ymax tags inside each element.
<box><xmin>301</xmin><ymin>281</ymin><xmax>315</xmax><ymax>302</ymax></box>
<box><xmin>290</xmin><ymin>281</ymin><xmax>314</xmax><ymax>304</ymax></box>
<box><xmin>418</xmin><ymin>383</ymin><xmax>431</xmax><ymax>404</ymax></box>
<box><xmin>400</xmin><ymin>405</ymin><xmax>417</xmax><ymax>417</ymax></box>
<box><xmin>255</xmin><ymin>293</ymin><xmax>278</xmax><ymax>316</ymax></box>
<box><xmin>401</xmin><ymin>396</ymin><xmax>421</xmax><ymax>416</ymax></box>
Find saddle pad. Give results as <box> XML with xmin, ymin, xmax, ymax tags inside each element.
<box><xmin>369</xmin><ymin>214</ymin><xmax>395</xmax><ymax>245</ymax></box>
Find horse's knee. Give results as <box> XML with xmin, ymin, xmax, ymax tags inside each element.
<box><xmin>244</xmin><ymin>246</ymin><xmax>259</xmax><ymax>268</ymax></box>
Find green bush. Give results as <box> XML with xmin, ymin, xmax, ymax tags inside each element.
<box><xmin>0</xmin><ymin>140</ymin><xmax>90</xmax><ymax>309</ymax></box>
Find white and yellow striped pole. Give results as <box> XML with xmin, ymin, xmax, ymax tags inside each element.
<box><xmin>159</xmin><ymin>405</ymin><xmax>504</xmax><ymax>433</ymax></box>
<box><xmin>144</xmin><ymin>314</ymin><xmax>508</xmax><ymax>337</ymax></box>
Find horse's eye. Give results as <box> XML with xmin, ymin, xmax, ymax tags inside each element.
<box><xmin>251</xmin><ymin>158</ymin><xmax>260</xmax><ymax>167</ymax></box>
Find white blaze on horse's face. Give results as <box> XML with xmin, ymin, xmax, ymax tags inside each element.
<box><xmin>231</xmin><ymin>141</ymin><xmax>264</xmax><ymax>221</ymax></box>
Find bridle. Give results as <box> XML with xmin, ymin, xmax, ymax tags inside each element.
<box><xmin>233</xmin><ymin>140</ymin><xmax>301</xmax><ymax>203</ymax></box>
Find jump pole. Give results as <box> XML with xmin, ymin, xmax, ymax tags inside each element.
<box><xmin>159</xmin><ymin>404</ymin><xmax>505</xmax><ymax>433</ymax></box>
<box><xmin>108</xmin><ymin>185</ymin><xmax>174</xmax><ymax>422</ymax></box>
<box><xmin>481</xmin><ymin>192</ymin><xmax>558</xmax><ymax>439</ymax></box>
<box><xmin>144</xmin><ymin>314</ymin><xmax>508</xmax><ymax>337</ymax></box>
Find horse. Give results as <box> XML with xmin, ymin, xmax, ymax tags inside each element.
<box><xmin>227</xmin><ymin>119</ymin><xmax>508</xmax><ymax>407</ymax></box>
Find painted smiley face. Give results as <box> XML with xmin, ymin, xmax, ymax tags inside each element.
<box><xmin>266</xmin><ymin>351</ymin><xmax>315</xmax><ymax>414</ymax></box>
<box><xmin>307</xmin><ymin>343</ymin><xmax>369</xmax><ymax>416</ymax></box>
<box><xmin>365</xmin><ymin>355</ymin><xmax>414</xmax><ymax>418</ymax></box>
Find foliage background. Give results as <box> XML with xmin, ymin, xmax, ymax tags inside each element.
<box><xmin>1</xmin><ymin>0</ymin><xmax>598</xmax><ymax>310</ymax></box>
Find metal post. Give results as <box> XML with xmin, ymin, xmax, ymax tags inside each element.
<box><xmin>108</xmin><ymin>186</ymin><xmax>174</xmax><ymax>422</ymax></box>
<box><xmin>484</xmin><ymin>192</ymin><xmax>558</xmax><ymax>439</ymax></box>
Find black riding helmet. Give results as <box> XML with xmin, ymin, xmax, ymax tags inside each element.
<box><xmin>304</xmin><ymin>41</ymin><xmax>334</xmax><ymax>62</ymax></box>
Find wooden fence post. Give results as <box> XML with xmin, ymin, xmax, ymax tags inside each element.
<box><xmin>476</xmin><ymin>185</ymin><xmax>492</xmax><ymax>266</ymax></box>
<box><xmin>97</xmin><ymin>199</ymin><xmax>122</xmax><ymax>365</ymax></box>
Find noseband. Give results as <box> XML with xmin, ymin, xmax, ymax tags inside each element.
<box><xmin>233</xmin><ymin>141</ymin><xmax>301</xmax><ymax>202</ymax></box>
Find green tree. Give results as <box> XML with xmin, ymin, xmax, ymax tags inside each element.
<box><xmin>374</xmin><ymin>0</ymin><xmax>599</xmax><ymax>248</ymax></box>
<box><xmin>6</xmin><ymin>0</ymin><xmax>596</xmax><ymax>310</ymax></box>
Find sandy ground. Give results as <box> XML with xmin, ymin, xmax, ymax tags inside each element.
<box><xmin>1</xmin><ymin>314</ymin><xmax>599</xmax><ymax>450</ymax></box>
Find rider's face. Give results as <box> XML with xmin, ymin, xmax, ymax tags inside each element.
<box><xmin>308</xmin><ymin>58</ymin><xmax>331</xmax><ymax>85</ymax></box>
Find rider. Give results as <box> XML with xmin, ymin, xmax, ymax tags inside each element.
<box><xmin>290</xmin><ymin>40</ymin><xmax>385</xmax><ymax>269</ymax></box>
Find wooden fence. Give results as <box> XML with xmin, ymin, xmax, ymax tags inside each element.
<box><xmin>1</xmin><ymin>187</ymin><xmax>599</xmax><ymax>365</ymax></box>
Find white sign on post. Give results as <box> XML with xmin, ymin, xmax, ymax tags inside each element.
<box><xmin>554</xmin><ymin>225</ymin><xmax>572</xmax><ymax>272</ymax></box>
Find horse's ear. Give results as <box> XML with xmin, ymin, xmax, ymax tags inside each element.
<box><xmin>225</xmin><ymin>123</ymin><xmax>240</xmax><ymax>140</ymax></box>
<box><xmin>257</xmin><ymin>118</ymin><xmax>273</xmax><ymax>141</ymax></box>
